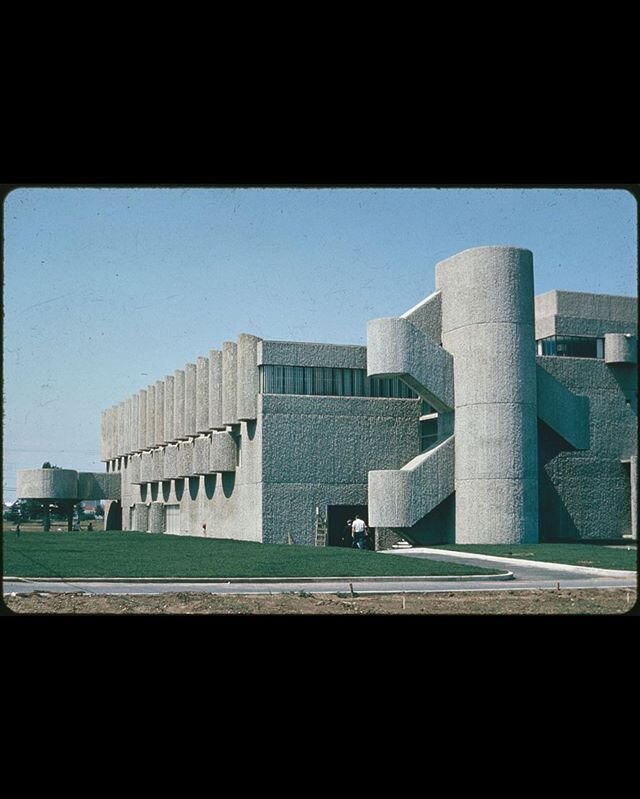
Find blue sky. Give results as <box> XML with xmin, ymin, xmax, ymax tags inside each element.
<box><xmin>3</xmin><ymin>187</ymin><xmax>637</xmax><ymax>502</ymax></box>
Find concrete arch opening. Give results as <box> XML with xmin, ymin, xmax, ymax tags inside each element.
<box><xmin>105</xmin><ymin>501</ymin><xmax>122</xmax><ymax>531</ymax></box>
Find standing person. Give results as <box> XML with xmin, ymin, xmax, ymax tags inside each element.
<box><xmin>15</xmin><ymin>522</ymin><xmax>21</xmax><ymax>538</ymax></box>
<box><xmin>352</xmin><ymin>515</ymin><xmax>367</xmax><ymax>550</ymax></box>
<box><xmin>202</xmin><ymin>523</ymin><xmax>207</xmax><ymax>536</ymax></box>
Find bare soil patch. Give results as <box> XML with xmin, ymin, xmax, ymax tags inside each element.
<box><xmin>3</xmin><ymin>588</ymin><xmax>636</xmax><ymax>615</ymax></box>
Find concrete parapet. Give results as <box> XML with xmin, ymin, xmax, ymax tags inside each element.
<box><xmin>178</xmin><ymin>440</ymin><xmax>194</xmax><ymax>477</ymax></box>
<box><xmin>536</xmin><ymin>361</ymin><xmax>590</xmax><ymax>449</ymax></box>
<box><xmin>193</xmin><ymin>435</ymin><xmax>211</xmax><ymax>474</ymax></box>
<box><xmin>196</xmin><ymin>356</ymin><xmax>209</xmax><ymax>433</ymax></box>
<box><xmin>258</xmin><ymin>340</ymin><xmax>367</xmax><ymax>369</ymax></box>
<box><xmin>222</xmin><ymin>342</ymin><xmax>238</xmax><ymax>426</ymax></box>
<box><xmin>129</xmin><ymin>454</ymin><xmax>141</xmax><ymax>484</ymax></box>
<box><xmin>151</xmin><ymin>448</ymin><xmax>164</xmax><ymax>482</ymax></box>
<box><xmin>367</xmin><ymin>316</ymin><xmax>454</xmax><ymax>410</ymax></box>
<box><xmin>209</xmin><ymin>349</ymin><xmax>224</xmax><ymax>430</ymax></box>
<box><xmin>605</xmin><ymin>333</ymin><xmax>637</xmax><ymax>364</ymax></box>
<box><xmin>78</xmin><ymin>472</ymin><xmax>121</xmax><ymax>500</ymax></box>
<box><xmin>209</xmin><ymin>431</ymin><xmax>236</xmax><ymax>473</ymax></box>
<box><xmin>237</xmin><ymin>333</ymin><xmax>261</xmax><ymax>421</ymax></box>
<box><xmin>163</xmin><ymin>445</ymin><xmax>178</xmax><ymax>480</ymax></box>
<box><xmin>140</xmin><ymin>451</ymin><xmax>153</xmax><ymax>484</ymax></box>
<box><xmin>17</xmin><ymin>468</ymin><xmax>78</xmax><ymax>499</ymax></box>
<box><xmin>368</xmin><ymin>436</ymin><xmax>454</xmax><ymax>527</ymax></box>
<box><xmin>400</xmin><ymin>290</ymin><xmax>442</xmax><ymax>343</ymax></box>
<box><xmin>185</xmin><ymin>362</ymin><xmax>197</xmax><ymax>437</ymax></box>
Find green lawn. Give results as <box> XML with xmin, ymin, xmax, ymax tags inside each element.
<box><xmin>3</xmin><ymin>531</ymin><xmax>502</xmax><ymax>579</ymax></box>
<box><xmin>428</xmin><ymin>543</ymin><xmax>637</xmax><ymax>571</ymax></box>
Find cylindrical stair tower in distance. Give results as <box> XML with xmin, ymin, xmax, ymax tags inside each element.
<box><xmin>435</xmin><ymin>246</ymin><xmax>539</xmax><ymax>544</ymax></box>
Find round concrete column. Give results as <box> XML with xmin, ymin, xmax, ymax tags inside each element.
<box><xmin>435</xmin><ymin>246</ymin><xmax>539</xmax><ymax>544</ymax></box>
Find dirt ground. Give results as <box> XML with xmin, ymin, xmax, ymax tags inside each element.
<box><xmin>3</xmin><ymin>588</ymin><xmax>637</xmax><ymax>615</ymax></box>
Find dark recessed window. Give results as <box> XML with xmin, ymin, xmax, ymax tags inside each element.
<box><xmin>536</xmin><ymin>335</ymin><xmax>604</xmax><ymax>359</ymax></box>
<box><xmin>260</xmin><ymin>365</ymin><xmax>418</xmax><ymax>399</ymax></box>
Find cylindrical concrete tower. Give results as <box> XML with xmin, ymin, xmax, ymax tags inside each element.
<box><xmin>435</xmin><ymin>246</ymin><xmax>539</xmax><ymax>544</ymax></box>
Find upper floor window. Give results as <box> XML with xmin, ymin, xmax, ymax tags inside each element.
<box><xmin>260</xmin><ymin>365</ymin><xmax>418</xmax><ymax>399</ymax></box>
<box><xmin>536</xmin><ymin>335</ymin><xmax>604</xmax><ymax>359</ymax></box>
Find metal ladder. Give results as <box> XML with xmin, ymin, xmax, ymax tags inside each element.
<box><xmin>314</xmin><ymin>506</ymin><xmax>328</xmax><ymax>547</ymax></box>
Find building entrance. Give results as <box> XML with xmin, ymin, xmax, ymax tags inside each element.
<box><xmin>327</xmin><ymin>504</ymin><xmax>370</xmax><ymax>548</ymax></box>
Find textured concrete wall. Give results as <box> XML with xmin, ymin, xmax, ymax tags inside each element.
<box><xmin>436</xmin><ymin>245</ymin><xmax>539</xmax><ymax>544</ymax></box>
<box><xmin>367</xmin><ymin>317</ymin><xmax>454</xmax><ymax>410</ymax></box>
<box><xmin>400</xmin><ymin>290</ymin><xmax>442</xmax><ymax>343</ymax></box>
<box><xmin>17</xmin><ymin>468</ymin><xmax>78</xmax><ymax>499</ymax></box>
<box><xmin>368</xmin><ymin>436</ymin><xmax>454</xmax><ymax>527</ymax></box>
<box><xmin>132</xmin><ymin>503</ymin><xmax>149</xmax><ymax>532</ymax></box>
<box><xmin>209</xmin><ymin>432</ymin><xmax>236</xmax><ymax>472</ymax></box>
<box><xmin>155</xmin><ymin>380</ymin><xmax>165</xmax><ymax>446</ymax></box>
<box><xmin>237</xmin><ymin>333</ymin><xmax>261</xmax><ymax>421</ymax></box>
<box><xmin>257</xmin><ymin>340</ymin><xmax>367</xmax><ymax>369</ymax></box>
<box><xmin>164</xmin><ymin>375</ymin><xmax>174</xmax><ymax>443</ymax></box>
<box><xmin>146</xmin><ymin>384</ymin><xmax>156</xmax><ymax>449</ymax></box>
<box><xmin>222</xmin><ymin>342</ymin><xmax>238</xmax><ymax>426</ymax></box>
<box><xmin>193</xmin><ymin>435</ymin><xmax>211</xmax><ymax>474</ymax></box>
<box><xmin>185</xmin><ymin>362</ymin><xmax>197</xmax><ymax>437</ymax></box>
<box><xmin>537</xmin><ymin>356</ymin><xmax>637</xmax><ymax>540</ymax></box>
<box><xmin>138</xmin><ymin>389</ymin><xmax>147</xmax><ymax>451</ymax></box>
<box><xmin>209</xmin><ymin>349</ymin><xmax>224</xmax><ymax>430</ymax></box>
<box><xmin>536</xmin><ymin>361</ymin><xmax>590</xmax><ymax>449</ymax></box>
<box><xmin>196</xmin><ymin>356</ymin><xmax>209</xmax><ymax>433</ymax></box>
<box><xmin>78</xmin><ymin>472</ymin><xmax>121</xmax><ymax>500</ymax></box>
<box><xmin>174</xmin><ymin>369</ymin><xmax>185</xmax><ymax>440</ymax></box>
<box><xmin>148</xmin><ymin>502</ymin><xmax>165</xmax><ymax>533</ymax></box>
<box><xmin>260</xmin><ymin>393</ymin><xmax>420</xmax><ymax>545</ymax></box>
<box><xmin>605</xmin><ymin>333</ymin><xmax>637</xmax><ymax>364</ymax></box>
<box><xmin>178</xmin><ymin>440</ymin><xmax>194</xmax><ymax>477</ymax></box>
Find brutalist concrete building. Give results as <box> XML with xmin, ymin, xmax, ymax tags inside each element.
<box><xmin>23</xmin><ymin>246</ymin><xmax>636</xmax><ymax>546</ymax></box>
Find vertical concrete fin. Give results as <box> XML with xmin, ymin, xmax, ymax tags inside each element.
<box><xmin>222</xmin><ymin>341</ymin><xmax>238</xmax><ymax>426</ymax></box>
<box><xmin>155</xmin><ymin>380</ymin><xmax>165</xmax><ymax>446</ymax></box>
<box><xmin>184</xmin><ymin>362</ymin><xmax>197</xmax><ymax>437</ymax></box>
<box><xmin>209</xmin><ymin>349</ymin><xmax>224</xmax><ymax>430</ymax></box>
<box><xmin>237</xmin><ymin>333</ymin><xmax>261</xmax><ymax>421</ymax></box>
<box><xmin>146</xmin><ymin>384</ymin><xmax>156</xmax><ymax>449</ymax></box>
<box><xmin>164</xmin><ymin>375</ymin><xmax>175</xmax><ymax>444</ymax></box>
<box><xmin>174</xmin><ymin>369</ymin><xmax>185</xmax><ymax>440</ymax></box>
<box><xmin>138</xmin><ymin>389</ymin><xmax>148</xmax><ymax>452</ymax></box>
<box><xmin>196</xmin><ymin>356</ymin><xmax>210</xmax><ymax>433</ymax></box>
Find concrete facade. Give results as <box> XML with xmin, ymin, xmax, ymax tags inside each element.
<box><xmin>21</xmin><ymin>246</ymin><xmax>635</xmax><ymax>546</ymax></box>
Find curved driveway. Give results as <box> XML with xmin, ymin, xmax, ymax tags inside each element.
<box><xmin>3</xmin><ymin>548</ymin><xmax>636</xmax><ymax>596</ymax></box>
